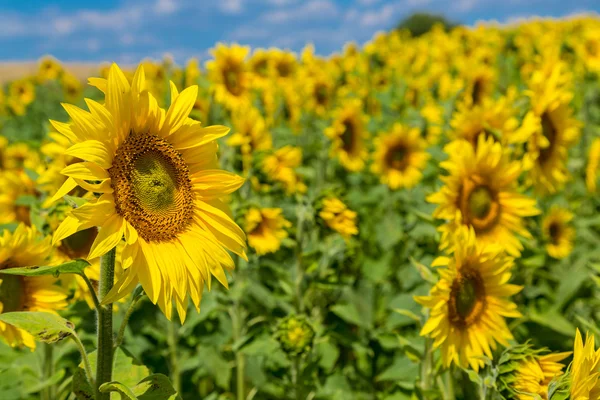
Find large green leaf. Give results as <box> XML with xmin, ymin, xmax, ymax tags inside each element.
<box><xmin>0</xmin><ymin>312</ymin><xmax>74</xmax><ymax>344</ymax></box>
<box><xmin>0</xmin><ymin>259</ymin><xmax>90</xmax><ymax>277</ymax></box>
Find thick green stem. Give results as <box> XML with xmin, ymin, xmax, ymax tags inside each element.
<box><xmin>71</xmin><ymin>334</ymin><xmax>95</xmax><ymax>388</ymax></box>
<box><xmin>294</xmin><ymin>205</ymin><xmax>305</xmax><ymax>313</ymax></box>
<box><xmin>167</xmin><ymin>317</ymin><xmax>181</xmax><ymax>393</ymax></box>
<box><xmin>95</xmin><ymin>247</ymin><xmax>116</xmax><ymax>400</ymax></box>
<box><xmin>292</xmin><ymin>356</ymin><xmax>302</xmax><ymax>400</ymax></box>
<box><xmin>231</xmin><ymin>256</ymin><xmax>245</xmax><ymax>400</ymax></box>
<box><xmin>41</xmin><ymin>343</ymin><xmax>54</xmax><ymax>400</ymax></box>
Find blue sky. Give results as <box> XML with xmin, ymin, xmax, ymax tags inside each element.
<box><xmin>0</xmin><ymin>0</ymin><xmax>598</xmax><ymax>64</ymax></box>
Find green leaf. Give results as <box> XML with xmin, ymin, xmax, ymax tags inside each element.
<box><xmin>100</xmin><ymin>374</ymin><xmax>182</xmax><ymax>400</ymax></box>
<box><xmin>331</xmin><ymin>303</ymin><xmax>364</xmax><ymax>327</ymax></box>
<box><xmin>0</xmin><ymin>259</ymin><xmax>90</xmax><ymax>277</ymax></box>
<box><xmin>0</xmin><ymin>312</ymin><xmax>74</xmax><ymax>344</ymax></box>
<box><xmin>64</xmin><ymin>195</ymin><xmax>89</xmax><ymax>208</ymax></box>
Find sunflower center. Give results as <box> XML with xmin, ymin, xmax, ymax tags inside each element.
<box><xmin>223</xmin><ymin>64</ymin><xmax>242</xmax><ymax>96</ymax></box>
<box><xmin>15</xmin><ymin>205</ymin><xmax>31</xmax><ymax>226</ymax></box>
<box><xmin>549</xmin><ymin>222</ymin><xmax>562</xmax><ymax>244</ymax></box>
<box><xmin>385</xmin><ymin>145</ymin><xmax>409</xmax><ymax>171</ymax></box>
<box><xmin>109</xmin><ymin>133</ymin><xmax>194</xmax><ymax>242</ymax></box>
<box><xmin>315</xmin><ymin>83</ymin><xmax>328</xmax><ymax>106</ymax></box>
<box><xmin>0</xmin><ymin>275</ymin><xmax>25</xmax><ymax>313</ymax></box>
<box><xmin>587</xmin><ymin>39</ymin><xmax>599</xmax><ymax>57</ymax></box>
<box><xmin>539</xmin><ymin>112</ymin><xmax>556</xmax><ymax>163</ymax></box>
<box><xmin>468</xmin><ymin>186</ymin><xmax>493</xmax><ymax>219</ymax></box>
<box><xmin>472</xmin><ymin>78</ymin><xmax>484</xmax><ymax>105</ymax></box>
<box><xmin>449</xmin><ymin>268</ymin><xmax>486</xmax><ymax>328</ymax></box>
<box><xmin>277</xmin><ymin>61</ymin><xmax>292</xmax><ymax>78</ymax></box>
<box><xmin>341</xmin><ymin>119</ymin><xmax>358</xmax><ymax>153</ymax></box>
<box><xmin>253</xmin><ymin>59</ymin><xmax>268</xmax><ymax>77</ymax></box>
<box><xmin>59</xmin><ymin>227</ymin><xmax>97</xmax><ymax>259</ymax></box>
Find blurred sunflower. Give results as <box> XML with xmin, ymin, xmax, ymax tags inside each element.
<box><xmin>304</xmin><ymin>71</ymin><xmax>335</xmax><ymax>117</ymax></box>
<box><xmin>419</xmin><ymin>99</ymin><xmax>444</xmax><ymax>145</ymax></box>
<box><xmin>51</xmin><ymin>63</ymin><xmax>247</xmax><ymax>322</ymax></box>
<box><xmin>0</xmin><ymin>170</ymin><xmax>37</xmax><ymax>225</ymax></box>
<box><xmin>227</xmin><ymin>105</ymin><xmax>272</xmax><ymax>171</ymax></box>
<box><xmin>542</xmin><ymin>206</ymin><xmax>575</xmax><ymax>259</ymax></box>
<box><xmin>38</xmin><ymin>56</ymin><xmax>63</xmax><ymax>82</ymax></box>
<box><xmin>428</xmin><ymin>137</ymin><xmax>540</xmax><ymax>256</ymax></box>
<box><xmin>0</xmin><ymin>224</ymin><xmax>68</xmax><ymax>349</ymax></box>
<box><xmin>262</xmin><ymin>146</ymin><xmax>306</xmax><ymax>195</ymax></box>
<box><xmin>2</xmin><ymin>142</ymin><xmax>41</xmax><ymax>172</ymax></box>
<box><xmin>9</xmin><ymin>79</ymin><xmax>35</xmax><ymax>107</ymax></box>
<box><xmin>248</xmin><ymin>49</ymin><xmax>273</xmax><ymax>83</ymax></box>
<box><xmin>372</xmin><ymin>123</ymin><xmax>429</xmax><ymax>190</ymax></box>
<box><xmin>184</xmin><ymin>58</ymin><xmax>201</xmax><ymax>87</ymax></box>
<box><xmin>325</xmin><ymin>99</ymin><xmax>369</xmax><ymax>172</ymax></box>
<box><xmin>207</xmin><ymin>44</ymin><xmax>252</xmax><ymax>111</ymax></box>
<box><xmin>61</xmin><ymin>72</ymin><xmax>82</xmax><ymax>102</ymax></box>
<box><xmin>271</xmin><ymin>49</ymin><xmax>297</xmax><ymax>80</ymax></box>
<box><xmin>319</xmin><ymin>197</ymin><xmax>358</xmax><ymax>240</ymax></box>
<box><xmin>415</xmin><ymin>226</ymin><xmax>522</xmax><ymax>371</ymax></box>
<box><xmin>570</xmin><ymin>330</ymin><xmax>600</xmax><ymax>399</ymax></box>
<box><xmin>245</xmin><ymin>208</ymin><xmax>291</xmax><ymax>255</ymax></box>
<box><xmin>586</xmin><ymin>138</ymin><xmax>600</xmax><ymax>193</ymax></box>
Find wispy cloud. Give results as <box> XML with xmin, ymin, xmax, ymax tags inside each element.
<box><xmin>262</xmin><ymin>0</ymin><xmax>339</xmax><ymax>23</ymax></box>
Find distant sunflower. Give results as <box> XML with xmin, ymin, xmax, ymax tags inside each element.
<box><xmin>586</xmin><ymin>138</ymin><xmax>600</xmax><ymax>193</ymax></box>
<box><xmin>428</xmin><ymin>136</ymin><xmax>540</xmax><ymax>256</ymax></box>
<box><xmin>227</xmin><ymin>105</ymin><xmax>272</xmax><ymax>170</ymax></box>
<box><xmin>523</xmin><ymin>63</ymin><xmax>580</xmax><ymax>194</ymax></box>
<box><xmin>511</xmin><ymin>352</ymin><xmax>569</xmax><ymax>399</ymax></box>
<box><xmin>304</xmin><ymin>71</ymin><xmax>335</xmax><ymax>117</ymax></box>
<box><xmin>570</xmin><ymin>330</ymin><xmax>600</xmax><ymax>400</ymax></box>
<box><xmin>38</xmin><ymin>56</ymin><xmax>63</xmax><ymax>82</ymax></box>
<box><xmin>9</xmin><ymin>79</ymin><xmax>35</xmax><ymax>107</ymax></box>
<box><xmin>371</xmin><ymin>123</ymin><xmax>429</xmax><ymax>190</ymax></box>
<box><xmin>0</xmin><ymin>170</ymin><xmax>36</xmax><ymax>225</ymax></box>
<box><xmin>248</xmin><ymin>49</ymin><xmax>273</xmax><ymax>82</ymax></box>
<box><xmin>415</xmin><ymin>227</ymin><xmax>522</xmax><ymax>371</ymax></box>
<box><xmin>325</xmin><ymin>99</ymin><xmax>369</xmax><ymax>172</ymax></box>
<box><xmin>419</xmin><ymin>99</ymin><xmax>444</xmax><ymax>144</ymax></box>
<box><xmin>542</xmin><ymin>206</ymin><xmax>575</xmax><ymax>259</ymax></box>
<box><xmin>261</xmin><ymin>146</ymin><xmax>306</xmax><ymax>195</ymax></box>
<box><xmin>61</xmin><ymin>72</ymin><xmax>82</xmax><ymax>102</ymax></box>
<box><xmin>245</xmin><ymin>208</ymin><xmax>291</xmax><ymax>255</ymax></box>
<box><xmin>319</xmin><ymin>197</ymin><xmax>358</xmax><ymax>240</ymax></box>
<box><xmin>51</xmin><ymin>63</ymin><xmax>247</xmax><ymax>322</ymax></box>
<box><xmin>0</xmin><ymin>224</ymin><xmax>68</xmax><ymax>348</ymax></box>
<box><xmin>206</xmin><ymin>44</ymin><xmax>252</xmax><ymax>111</ymax></box>
<box><xmin>2</xmin><ymin>142</ymin><xmax>42</xmax><ymax>172</ymax></box>
<box><xmin>271</xmin><ymin>49</ymin><xmax>297</xmax><ymax>80</ymax></box>
<box><xmin>184</xmin><ymin>58</ymin><xmax>201</xmax><ymax>87</ymax></box>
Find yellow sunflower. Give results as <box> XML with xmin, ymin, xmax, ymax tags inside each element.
<box><xmin>325</xmin><ymin>99</ymin><xmax>369</xmax><ymax>172</ymax></box>
<box><xmin>570</xmin><ymin>330</ymin><xmax>600</xmax><ymax>400</ymax></box>
<box><xmin>271</xmin><ymin>49</ymin><xmax>297</xmax><ymax>80</ymax></box>
<box><xmin>318</xmin><ymin>197</ymin><xmax>358</xmax><ymax>240</ymax></box>
<box><xmin>0</xmin><ymin>224</ymin><xmax>68</xmax><ymax>348</ymax></box>
<box><xmin>38</xmin><ymin>56</ymin><xmax>63</xmax><ymax>82</ymax></box>
<box><xmin>511</xmin><ymin>352</ymin><xmax>570</xmax><ymax>399</ymax></box>
<box><xmin>2</xmin><ymin>142</ymin><xmax>42</xmax><ymax>172</ymax></box>
<box><xmin>371</xmin><ymin>123</ymin><xmax>429</xmax><ymax>190</ymax></box>
<box><xmin>206</xmin><ymin>44</ymin><xmax>252</xmax><ymax>111</ymax></box>
<box><xmin>0</xmin><ymin>170</ymin><xmax>37</xmax><ymax>225</ymax></box>
<box><xmin>523</xmin><ymin>62</ymin><xmax>581</xmax><ymax>194</ymax></box>
<box><xmin>9</xmin><ymin>79</ymin><xmax>35</xmax><ymax>107</ymax></box>
<box><xmin>542</xmin><ymin>206</ymin><xmax>575</xmax><ymax>259</ymax></box>
<box><xmin>415</xmin><ymin>226</ymin><xmax>522</xmax><ymax>371</ymax></box>
<box><xmin>248</xmin><ymin>49</ymin><xmax>274</xmax><ymax>84</ymax></box>
<box><xmin>304</xmin><ymin>71</ymin><xmax>335</xmax><ymax>117</ymax></box>
<box><xmin>427</xmin><ymin>136</ymin><xmax>540</xmax><ymax>257</ymax></box>
<box><xmin>184</xmin><ymin>58</ymin><xmax>201</xmax><ymax>87</ymax></box>
<box><xmin>50</xmin><ymin>63</ymin><xmax>247</xmax><ymax>322</ymax></box>
<box><xmin>245</xmin><ymin>208</ymin><xmax>291</xmax><ymax>255</ymax></box>
<box><xmin>419</xmin><ymin>99</ymin><xmax>444</xmax><ymax>145</ymax></box>
<box><xmin>61</xmin><ymin>72</ymin><xmax>83</xmax><ymax>102</ymax></box>
<box><xmin>227</xmin><ymin>105</ymin><xmax>272</xmax><ymax>170</ymax></box>
<box><xmin>261</xmin><ymin>146</ymin><xmax>306</xmax><ymax>195</ymax></box>
<box><xmin>586</xmin><ymin>138</ymin><xmax>600</xmax><ymax>193</ymax></box>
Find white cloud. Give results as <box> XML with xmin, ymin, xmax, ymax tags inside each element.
<box><xmin>356</xmin><ymin>0</ymin><xmax>381</xmax><ymax>5</ymax></box>
<box><xmin>218</xmin><ymin>0</ymin><xmax>245</xmax><ymax>14</ymax></box>
<box><xmin>454</xmin><ymin>0</ymin><xmax>479</xmax><ymax>13</ymax></box>
<box><xmin>262</xmin><ymin>0</ymin><xmax>338</xmax><ymax>23</ymax></box>
<box><xmin>154</xmin><ymin>0</ymin><xmax>179</xmax><ymax>14</ymax></box>
<box><xmin>357</xmin><ymin>3</ymin><xmax>402</xmax><ymax>27</ymax></box>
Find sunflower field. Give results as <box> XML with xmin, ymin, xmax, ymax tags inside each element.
<box><xmin>1</xmin><ymin>15</ymin><xmax>600</xmax><ymax>400</ymax></box>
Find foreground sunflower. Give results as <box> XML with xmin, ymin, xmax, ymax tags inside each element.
<box><xmin>427</xmin><ymin>136</ymin><xmax>539</xmax><ymax>256</ymax></box>
<box><xmin>51</xmin><ymin>63</ymin><xmax>247</xmax><ymax>322</ymax></box>
<box><xmin>569</xmin><ymin>330</ymin><xmax>600</xmax><ymax>399</ymax></box>
<box><xmin>542</xmin><ymin>206</ymin><xmax>575</xmax><ymax>259</ymax></box>
<box><xmin>415</xmin><ymin>227</ymin><xmax>522</xmax><ymax>371</ymax></box>
<box><xmin>0</xmin><ymin>224</ymin><xmax>68</xmax><ymax>348</ymax></box>
<box><xmin>371</xmin><ymin>123</ymin><xmax>429</xmax><ymax>190</ymax></box>
<box><xmin>245</xmin><ymin>208</ymin><xmax>291</xmax><ymax>255</ymax></box>
<box><xmin>511</xmin><ymin>352</ymin><xmax>569</xmax><ymax>399</ymax></box>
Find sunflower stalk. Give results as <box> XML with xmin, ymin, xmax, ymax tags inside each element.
<box><xmin>41</xmin><ymin>343</ymin><xmax>54</xmax><ymax>400</ymax></box>
<box><xmin>420</xmin><ymin>337</ymin><xmax>434</xmax><ymax>391</ymax></box>
<box><xmin>95</xmin><ymin>247</ymin><xmax>116</xmax><ymax>400</ymax></box>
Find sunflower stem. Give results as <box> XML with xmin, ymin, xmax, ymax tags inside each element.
<box><xmin>114</xmin><ymin>291</ymin><xmax>144</xmax><ymax>349</ymax></box>
<box><xmin>294</xmin><ymin>203</ymin><xmax>305</xmax><ymax>313</ymax></box>
<box><xmin>79</xmin><ymin>272</ymin><xmax>101</xmax><ymax>311</ymax></box>
<box><xmin>95</xmin><ymin>247</ymin><xmax>116</xmax><ymax>400</ymax></box>
<box><xmin>71</xmin><ymin>333</ymin><xmax>95</xmax><ymax>388</ymax></box>
<box><xmin>41</xmin><ymin>343</ymin><xmax>54</xmax><ymax>400</ymax></box>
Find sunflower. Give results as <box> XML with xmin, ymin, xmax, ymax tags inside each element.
<box><xmin>51</xmin><ymin>63</ymin><xmax>247</xmax><ymax>322</ymax></box>
<box><xmin>271</xmin><ymin>49</ymin><xmax>297</xmax><ymax>80</ymax></box>
<box><xmin>0</xmin><ymin>170</ymin><xmax>37</xmax><ymax>225</ymax></box>
<box><xmin>2</xmin><ymin>142</ymin><xmax>42</xmax><ymax>172</ymax></box>
<box><xmin>206</xmin><ymin>44</ymin><xmax>252</xmax><ymax>111</ymax></box>
<box><xmin>0</xmin><ymin>224</ymin><xmax>68</xmax><ymax>348</ymax></box>
<box><xmin>570</xmin><ymin>330</ymin><xmax>600</xmax><ymax>400</ymax></box>
<box><xmin>248</xmin><ymin>49</ymin><xmax>274</xmax><ymax>84</ymax></box>
<box><xmin>415</xmin><ymin>226</ymin><xmax>522</xmax><ymax>371</ymax></box>
<box><xmin>227</xmin><ymin>105</ymin><xmax>272</xmax><ymax>171</ymax></box>
<box><xmin>419</xmin><ymin>99</ymin><xmax>444</xmax><ymax>145</ymax></box>
<box><xmin>372</xmin><ymin>124</ymin><xmax>429</xmax><ymax>190</ymax></box>
<box><xmin>38</xmin><ymin>56</ymin><xmax>63</xmax><ymax>82</ymax></box>
<box><xmin>325</xmin><ymin>99</ymin><xmax>369</xmax><ymax>172</ymax></box>
<box><xmin>319</xmin><ymin>197</ymin><xmax>358</xmax><ymax>240</ymax></box>
<box><xmin>511</xmin><ymin>352</ymin><xmax>569</xmax><ymax>399</ymax></box>
<box><xmin>184</xmin><ymin>58</ymin><xmax>201</xmax><ymax>87</ymax></box>
<box><xmin>427</xmin><ymin>136</ymin><xmax>540</xmax><ymax>257</ymax></box>
<box><xmin>61</xmin><ymin>72</ymin><xmax>82</xmax><ymax>102</ymax></box>
<box><xmin>9</xmin><ymin>79</ymin><xmax>35</xmax><ymax>107</ymax></box>
<box><xmin>304</xmin><ymin>71</ymin><xmax>335</xmax><ymax>117</ymax></box>
<box><xmin>586</xmin><ymin>138</ymin><xmax>600</xmax><ymax>193</ymax></box>
<box><xmin>523</xmin><ymin>62</ymin><xmax>581</xmax><ymax>194</ymax></box>
<box><xmin>542</xmin><ymin>206</ymin><xmax>575</xmax><ymax>259</ymax></box>
<box><xmin>261</xmin><ymin>146</ymin><xmax>306</xmax><ymax>195</ymax></box>
<box><xmin>245</xmin><ymin>208</ymin><xmax>291</xmax><ymax>255</ymax></box>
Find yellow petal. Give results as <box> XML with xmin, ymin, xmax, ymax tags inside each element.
<box><xmin>66</xmin><ymin>140</ymin><xmax>113</xmax><ymax>169</ymax></box>
<box><xmin>161</xmin><ymin>85</ymin><xmax>198</xmax><ymax>137</ymax></box>
<box><xmin>191</xmin><ymin>170</ymin><xmax>245</xmax><ymax>198</ymax></box>
<box><xmin>61</xmin><ymin>162</ymin><xmax>109</xmax><ymax>181</ymax></box>
<box><xmin>88</xmin><ymin>214</ymin><xmax>125</xmax><ymax>259</ymax></box>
